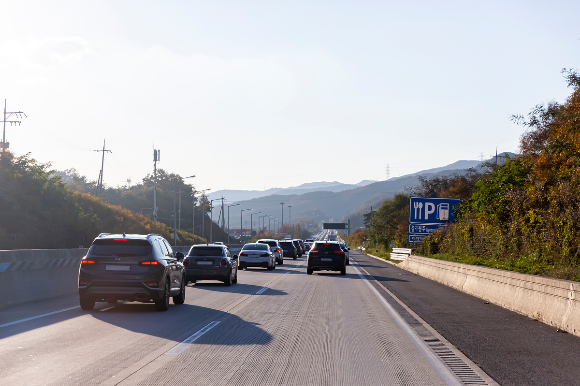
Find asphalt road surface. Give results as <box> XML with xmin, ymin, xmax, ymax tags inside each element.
<box><xmin>0</xmin><ymin>254</ymin><xmax>497</xmax><ymax>386</ymax></box>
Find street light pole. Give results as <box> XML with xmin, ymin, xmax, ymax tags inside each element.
<box><xmin>280</xmin><ymin>202</ymin><xmax>284</xmax><ymax>232</ymax></box>
<box><xmin>241</xmin><ymin>208</ymin><xmax>251</xmax><ymax>243</ymax></box>
<box><xmin>210</xmin><ymin>198</ymin><xmax>220</xmax><ymax>244</ymax></box>
<box><xmin>259</xmin><ymin>215</ymin><xmax>267</xmax><ymax>234</ymax></box>
<box><xmin>227</xmin><ymin>203</ymin><xmax>240</xmax><ymax>245</ymax></box>
<box><xmin>250</xmin><ymin>211</ymin><xmax>261</xmax><ymax>238</ymax></box>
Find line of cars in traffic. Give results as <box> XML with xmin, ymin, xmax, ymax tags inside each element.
<box><xmin>77</xmin><ymin>233</ymin><xmax>350</xmax><ymax>312</ymax></box>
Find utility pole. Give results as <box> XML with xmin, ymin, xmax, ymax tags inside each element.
<box><xmin>386</xmin><ymin>164</ymin><xmax>390</xmax><ymax>180</ymax></box>
<box><xmin>94</xmin><ymin>140</ymin><xmax>112</xmax><ymax>197</ymax></box>
<box><xmin>1</xmin><ymin>100</ymin><xmax>26</xmax><ymax>152</ymax></box>
<box><xmin>288</xmin><ymin>205</ymin><xmax>292</xmax><ymax>226</ymax></box>
<box><xmin>153</xmin><ymin>148</ymin><xmax>160</xmax><ymax>223</ymax></box>
<box><xmin>172</xmin><ymin>179</ymin><xmax>178</xmax><ymax>246</ymax></box>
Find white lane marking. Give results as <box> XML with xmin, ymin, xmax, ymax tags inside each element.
<box><xmin>352</xmin><ymin>265</ymin><xmax>462</xmax><ymax>386</ymax></box>
<box><xmin>100</xmin><ymin>306</ymin><xmax>116</xmax><ymax>312</ymax></box>
<box><xmin>255</xmin><ymin>285</ymin><xmax>270</xmax><ymax>295</ymax></box>
<box><xmin>0</xmin><ymin>306</ymin><xmax>80</xmax><ymax>328</ymax></box>
<box><xmin>165</xmin><ymin>321</ymin><xmax>221</xmax><ymax>355</ymax></box>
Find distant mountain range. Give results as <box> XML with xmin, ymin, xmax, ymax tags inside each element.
<box><xmin>207</xmin><ymin>180</ymin><xmax>376</xmax><ymax>203</ymax></box>
<box><xmin>213</xmin><ymin>153</ymin><xmax>516</xmax><ymax>229</ymax></box>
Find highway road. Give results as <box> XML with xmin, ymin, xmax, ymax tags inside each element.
<box><xmin>0</xmin><ymin>253</ymin><xmax>495</xmax><ymax>386</ymax></box>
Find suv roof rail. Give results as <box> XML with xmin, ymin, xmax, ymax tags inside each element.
<box><xmin>98</xmin><ymin>233</ymin><xmax>112</xmax><ymax>237</ymax></box>
<box><xmin>146</xmin><ymin>234</ymin><xmax>161</xmax><ymax>238</ymax></box>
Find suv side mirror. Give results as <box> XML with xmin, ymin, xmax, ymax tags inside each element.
<box><xmin>175</xmin><ymin>252</ymin><xmax>184</xmax><ymax>261</ymax></box>
<box><xmin>347</xmin><ymin>248</ymin><xmax>351</xmax><ymax>250</ymax></box>
<box><xmin>233</xmin><ymin>254</ymin><xmax>238</xmax><ymax>259</ymax></box>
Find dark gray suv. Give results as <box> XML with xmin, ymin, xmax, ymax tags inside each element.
<box><xmin>184</xmin><ymin>244</ymin><xmax>238</xmax><ymax>286</ymax></box>
<box><xmin>78</xmin><ymin>233</ymin><xmax>186</xmax><ymax>311</ymax></box>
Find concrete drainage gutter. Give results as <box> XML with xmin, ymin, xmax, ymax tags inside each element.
<box><xmin>395</xmin><ymin>255</ymin><xmax>580</xmax><ymax>337</ymax></box>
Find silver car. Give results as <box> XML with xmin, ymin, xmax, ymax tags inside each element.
<box><xmin>256</xmin><ymin>239</ymin><xmax>283</xmax><ymax>265</ymax></box>
<box><xmin>239</xmin><ymin>243</ymin><xmax>277</xmax><ymax>270</ymax></box>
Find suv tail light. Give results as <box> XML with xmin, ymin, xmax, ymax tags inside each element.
<box><xmin>183</xmin><ymin>258</ymin><xmax>190</xmax><ymax>267</ymax></box>
<box><xmin>139</xmin><ymin>261</ymin><xmax>159</xmax><ymax>266</ymax></box>
<box><xmin>143</xmin><ymin>281</ymin><xmax>159</xmax><ymax>288</ymax></box>
<box><xmin>81</xmin><ymin>260</ymin><xmax>96</xmax><ymax>264</ymax></box>
<box><xmin>220</xmin><ymin>258</ymin><xmax>227</xmax><ymax>268</ymax></box>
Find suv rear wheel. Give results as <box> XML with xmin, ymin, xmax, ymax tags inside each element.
<box><xmin>80</xmin><ymin>297</ymin><xmax>95</xmax><ymax>310</ymax></box>
<box><xmin>224</xmin><ymin>270</ymin><xmax>232</xmax><ymax>286</ymax></box>
<box><xmin>173</xmin><ymin>277</ymin><xmax>186</xmax><ymax>305</ymax></box>
<box><xmin>155</xmin><ymin>280</ymin><xmax>170</xmax><ymax>311</ymax></box>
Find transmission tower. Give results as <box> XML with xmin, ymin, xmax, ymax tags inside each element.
<box><xmin>2</xmin><ymin>99</ymin><xmax>26</xmax><ymax>152</ymax></box>
<box><xmin>94</xmin><ymin>140</ymin><xmax>112</xmax><ymax>197</ymax></box>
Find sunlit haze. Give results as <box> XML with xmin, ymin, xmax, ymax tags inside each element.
<box><xmin>2</xmin><ymin>0</ymin><xmax>579</xmax><ymax>191</ymax></box>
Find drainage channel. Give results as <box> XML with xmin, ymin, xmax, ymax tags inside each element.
<box><xmin>352</xmin><ymin>258</ymin><xmax>498</xmax><ymax>386</ymax></box>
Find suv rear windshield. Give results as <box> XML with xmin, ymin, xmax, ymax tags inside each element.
<box><xmin>280</xmin><ymin>241</ymin><xmax>294</xmax><ymax>247</ymax></box>
<box><xmin>90</xmin><ymin>239</ymin><xmax>152</xmax><ymax>257</ymax></box>
<box><xmin>188</xmin><ymin>247</ymin><xmax>224</xmax><ymax>257</ymax></box>
<box><xmin>257</xmin><ymin>240</ymin><xmax>278</xmax><ymax>247</ymax></box>
<box><xmin>243</xmin><ymin>244</ymin><xmax>268</xmax><ymax>251</ymax></box>
<box><xmin>311</xmin><ymin>243</ymin><xmax>342</xmax><ymax>252</ymax></box>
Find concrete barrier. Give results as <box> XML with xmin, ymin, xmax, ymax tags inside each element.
<box><xmin>0</xmin><ymin>248</ymin><xmax>88</xmax><ymax>310</ymax></box>
<box><xmin>399</xmin><ymin>255</ymin><xmax>580</xmax><ymax>337</ymax></box>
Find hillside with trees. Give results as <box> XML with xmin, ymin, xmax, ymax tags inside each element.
<box><xmin>0</xmin><ymin>151</ymin><xmax>207</xmax><ymax>249</ymax></box>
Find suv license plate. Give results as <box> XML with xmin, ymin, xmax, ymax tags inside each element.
<box><xmin>198</xmin><ymin>261</ymin><xmax>213</xmax><ymax>265</ymax></box>
<box><xmin>321</xmin><ymin>258</ymin><xmax>332</xmax><ymax>262</ymax></box>
<box><xmin>106</xmin><ymin>265</ymin><xmax>130</xmax><ymax>271</ymax></box>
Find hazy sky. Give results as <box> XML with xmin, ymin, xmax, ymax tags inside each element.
<box><xmin>2</xmin><ymin>0</ymin><xmax>579</xmax><ymax>191</ymax></box>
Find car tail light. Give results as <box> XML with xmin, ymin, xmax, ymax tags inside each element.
<box><xmin>183</xmin><ymin>258</ymin><xmax>190</xmax><ymax>267</ymax></box>
<box><xmin>139</xmin><ymin>261</ymin><xmax>159</xmax><ymax>266</ymax></box>
<box><xmin>143</xmin><ymin>281</ymin><xmax>159</xmax><ymax>288</ymax></box>
<box><xmin>79</xmin><ymin>279</ymin><xmax>90</xmax><ymax>286</ymax></box>
<box><xmin>309</xmin><ymin>250</ymin><xmax>318</xmax><ymax>253</ymax></box>
<box><xmin>220</xmin><ymin>258</ymin><xmax>227</xmax><ymax>268</ymax></box>
<box><xmin>81</xmin><ymin>260</ymin><xmax>96</xmax><ymax>264</ymax></box>
<box><xmin>240</xmin><ymin>252</ymin><xmax>248</xmax><ymax>257</ymax></box>
<box><xmin>260</xmin><ymin>253</ymin><xmax>269</xmax><ymax>257</ymax></box>
<box><xmin>334</xmin><ymin>251</ymin><xmax>344</xmax><ymax>254</ymax></box>
<box><xmin>114</xmin><ymin>239</ymin><xmax>127</xmax><ymax>241</ymax></box>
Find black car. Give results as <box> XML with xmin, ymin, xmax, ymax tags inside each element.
<box><xmin>307</xmin><ymin>242</ymin><xmax>346</xmax><ymax>275</ymax></box>
<box><xmin>184</xmin><ymin>244</ymin><xmax>238</xmax><ymax>286</ymax></box>
<box><xmin>279</xmin><ymin>240</ymin><xmax>298</xmax><ymax>259</ymax></box>
<box><xmin>292</xmin><ymin>240</ymin><xmax>303</xmax><ymax>257</ymax></box>
<box><xmin>78</xmin><ymin>233</ymin><xmax>186</xmax><ymax>312</ymax></box>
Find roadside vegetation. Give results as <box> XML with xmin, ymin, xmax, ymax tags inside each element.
<box><xmin>0</xmin><ymin>151</ymin><xmax>206</xmax><ymax>249</ymax></box>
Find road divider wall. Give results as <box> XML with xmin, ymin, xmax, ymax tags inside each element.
<box><xmin>399</xmin><ymin>255</ymin><xmax>580</xmax><ymax>337</ymax></box>
<box><xmin>0</xmin><ymin>248</ymin><xmax>88</xmax><ymax>310</ymax></box>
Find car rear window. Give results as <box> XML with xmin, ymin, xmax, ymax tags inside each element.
<box><xmin>243</xmin><ymin>244</ymin><xmax>269</xmax><ymax>251</ymax></box>
<box><xmin>311</xmin><ymin>243</ymin><xmax>342</xmax><ymax>252</ymax></box>
<box><xmin>280</xmin><ymin>241</ymin><xmax>294</xmax><ymax>247</ymax></box>
<box><xmin>90</xmin><ymin>239</ymin><xmax>152</xmax><ymax>257</ymax></box>
<box><xmin>258</xmin><ymin>240</ymin><xmax>278</xmax><ymax>247</ymax></box>
<box><xmin>188</xmin><ymin>247</ymin><xmax>224</xmax><ymax>257</ymax></box>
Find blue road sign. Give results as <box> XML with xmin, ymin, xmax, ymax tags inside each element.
<box><xmin>408</xmin><ymin>197</ymin><xmax>462</xmax><ymax>243</ymax></box>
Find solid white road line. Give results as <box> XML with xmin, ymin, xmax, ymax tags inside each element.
<box><xmin>352</xmin><ymin>265</ymin><xmax>462</xmax><ymax>386</ymax></box>
<box><xmin>165</xmin><ymin>321</ymin><xmax>221</xmax><ymax>355</ymax></box>
<box><xmin>0</xmin><ymin>306</ymin><xmax>80</xmax><ymax>328</ymax></box>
